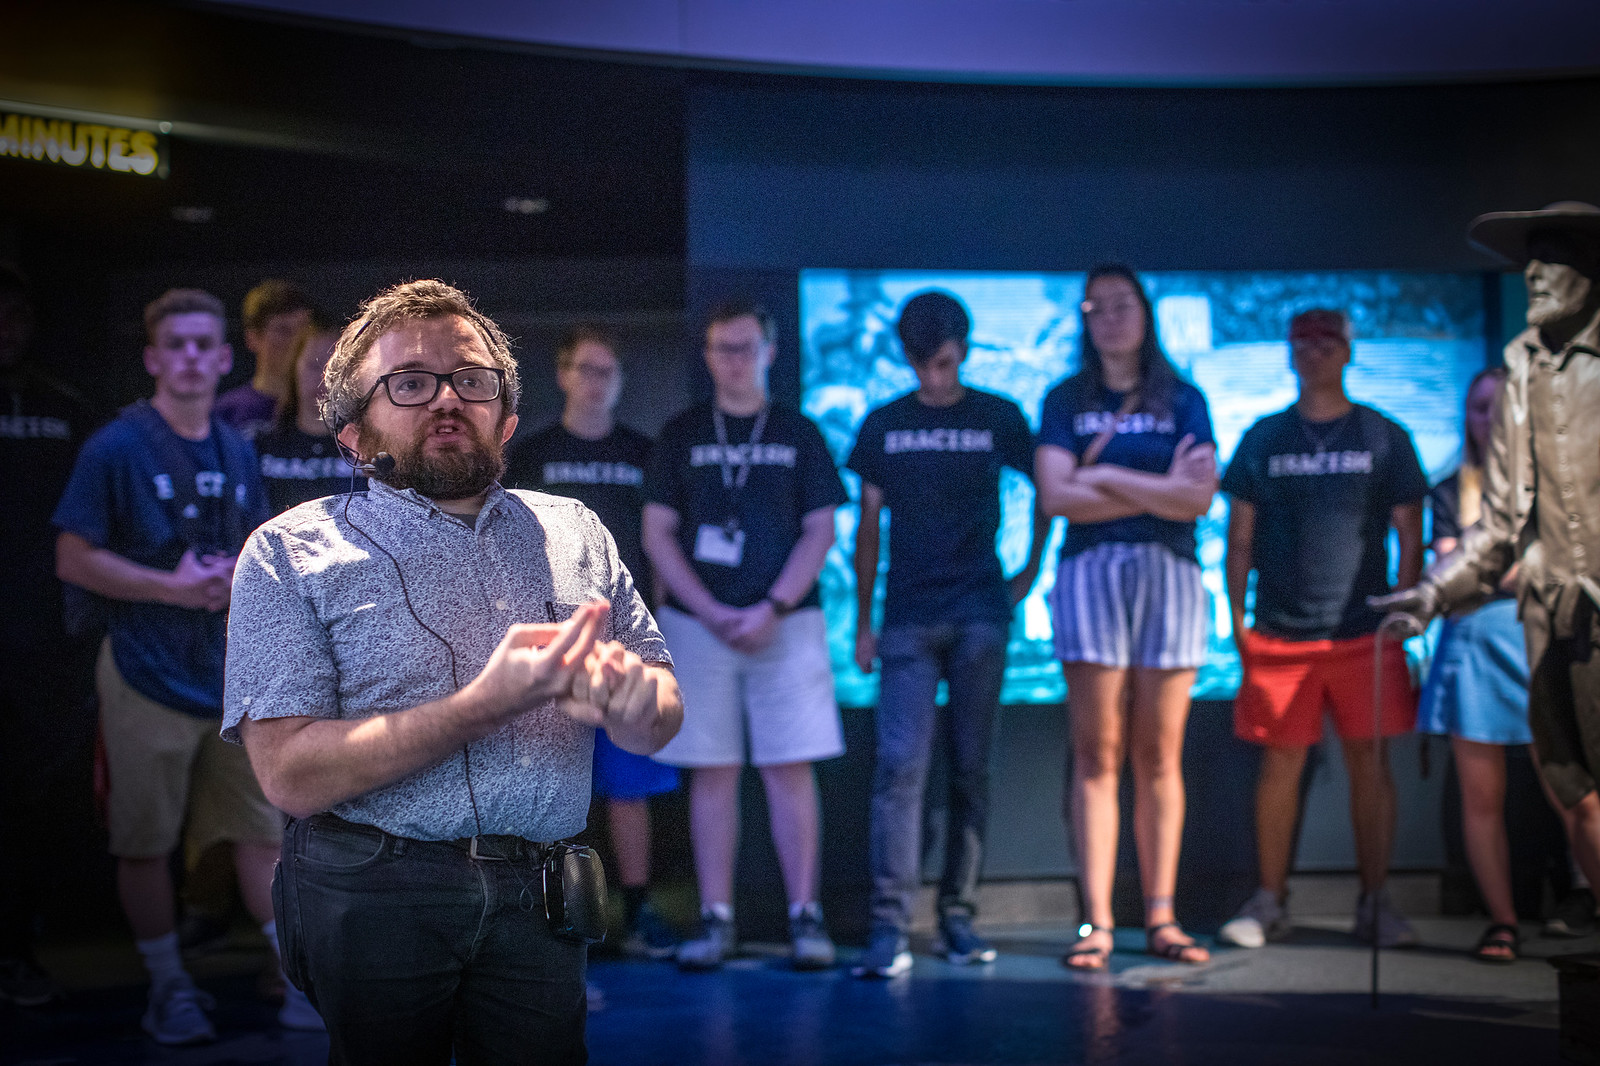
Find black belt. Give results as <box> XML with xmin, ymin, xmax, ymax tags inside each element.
<box><xmin>307</xmin><ymin>813</ymin><xmax>551</xmax><ymax>863</ymax></box>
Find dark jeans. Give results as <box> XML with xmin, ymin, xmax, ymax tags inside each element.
<box><xmin>870</xmin><ymin>621</ymin><xmax>1008</xmax><ymax>933</ymax></box>
<box><xmin>0</xmin><ymin>620</ymin><xmax>96</xmax><ymax>958</ymax></box>
<box><xmin>275</xmin><ymin>814</ymin><xmax>587</xmax><ymax>1066</ymax></box>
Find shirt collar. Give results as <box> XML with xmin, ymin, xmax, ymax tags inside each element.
<box><xmin>1521</xmin><ymin>306</ymin><xmax>1600</xmax><ymax>368</ymax></box>
<box><xmin>366</xmin><ymin>478</ymin><xmax>511</xmax><ymax>530</ymax></box>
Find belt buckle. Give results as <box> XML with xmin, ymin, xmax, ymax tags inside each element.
<box><xmin>468</xmin><ymin>836</ymin><xmax>508</xmax><ymax>862</ymax></box>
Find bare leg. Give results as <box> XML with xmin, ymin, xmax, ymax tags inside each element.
<box><xmin>118</xmin><ymin>856</ymin><xmax>177</xmax><ymax>941</ymax></box>
<box><xmin>233</xmin><ymin>841</ymin><xmax>279</xmax><ymax>927</ymax></box>
<box><xmin>1256</xmin><ymin>746</ymin><xmax>1310</xmax><ymax>899</ymax></box>
<box><xmin>1452</xmin><ymin>739</ymin><xmax>1517</xmax><ymax>928</ymax></box>
<box><xmin>1129</xmin><ymin>667</ymin><xmax>1206</xmax><ymax>962</ymax></box>
<box><xmin>1342</xmin><ymin>738</ymin><xmax>1397</xmax><ymax>893</ymax></box>
<box><xmin>608</xmin><ymin>798</ymin><xmax>653</xmax><ymax>889</ymax></box>
<box><xmin>1062</xmin><ymin>662</ymin><xmax>1126</xmax><ymax>966</ymax></box>
<box><xmin>1536</xmin><ymin>768</ymin><xmax>1600</xmax><ymax>899</ymax></box>
<box><xmin>759</xmin><ymin>761</ymin><xmax>821</xmax><ymax>907</ymax></box>
<box><xmin>689</xmin><ymin>765</ymin><xmax>742</xmax><ymax>907</ymax></box>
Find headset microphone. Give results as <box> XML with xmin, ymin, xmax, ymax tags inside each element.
<box><xmin>355</xmin><ymin>452</ymin><xmax>396</xmax><ymax>477</ymax></box>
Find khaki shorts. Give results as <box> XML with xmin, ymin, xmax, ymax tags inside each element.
<box><xmin>98</xmin><ymin>640</ymin><xmax>281</xmax><ymax>859</ymax></box>
<box><xmin>651</xmin><ymin>606</ymin><xmax>844</xmax><ymax>768</ymax></box>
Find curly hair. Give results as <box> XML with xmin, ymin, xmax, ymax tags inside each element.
<box><xmin>322</xmin><ymin>279</ymin><xmax>521</xmax><ymax>433</ymax></box>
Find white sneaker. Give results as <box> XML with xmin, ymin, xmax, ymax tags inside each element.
<box><xmin>278</xmin><ymin>981</ymin><xmax>325</xmax><ymax>1031</ymax></box>
<box><xmin>1354</xmin><ymin>888</ymin><xmax>1418</xmax><ymax>948</ymax></box>
<box><xmin>142</xmin><ymin>980</ymin><xmax>216</xmax><ymax>1046</ymax></box>
<box><xmin>1218</xmin><ymin>888</ymin><xmax>1291</xmax><ymax>949</ymax></box>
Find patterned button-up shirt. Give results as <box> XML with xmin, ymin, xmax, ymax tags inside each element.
<box><xmin>1433</xmin><ymin>311</ymin><xmax>1600</xmax><ymax>635</ymax></box>
<box><xmin>222</xmin><ymin>480</ymin><xmax>670</xmax><ymax>842</ymax></box>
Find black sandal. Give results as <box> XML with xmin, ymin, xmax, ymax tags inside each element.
<box><xmin>1062</xmin><ymin>924</ymin><xmax>1113</xmax><ymax>971</ymax></box>
<box><xmin>1472</xmin><ymin>922</ymin><xmax>1520</xmax><ymax>965</ymax></box>
<box><xmin>1146</xmin><ymin>921</ymin><xmax>1209</xmax><ymax>964</ymax></box>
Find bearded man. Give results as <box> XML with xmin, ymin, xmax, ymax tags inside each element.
<box><xmin>1373</xmin><ymin>202</ymin><xmax>1600</xmax><ymax>916</ymax></box>
<box><xmin>221</xmin><ymin>279</ymin><xmax>682</xmax><ymax>1065</ymax></box>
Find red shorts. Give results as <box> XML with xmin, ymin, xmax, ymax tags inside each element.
<box><xmin>1235</xmin><ymin>629</ymin><xmax>1416</xmax><ymax>748</ymax></box>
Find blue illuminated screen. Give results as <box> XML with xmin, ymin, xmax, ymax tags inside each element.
<box><xmin>800</xmin><ymin>269</ymin><xmax>1486</xmax><ymax>707</ymax></box>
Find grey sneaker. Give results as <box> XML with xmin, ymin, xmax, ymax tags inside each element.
<box><xmin>936</xmin><ymin>910</ymin><xmax>996</xmax><ymax>964</ymax></box>
<box><xmin>142</xmin><ymin>980</ymin><xmax>216</xmax><ymax>1046</ymax></box>
<box><xmin>1354</xmin><ymin>889</ymin><xmax>1418</xmax><ymax>948</ymax></box>
<box><xmin>1218</xmin><ymin>888</ymin><xmax>1291</xmax><ymax>949</ymax></box>
<box><xmin>1544</xmin><ymin>888</ymin><xmax>1597</xmax><ymax>939</ymax></box>
<box><xmin>789</xmin><ymin>903</ymin><xmax>836</xmax><ymax>970</ymax></box>
<box><xmin>677</xmin><ymin>910</ymin><xmax>736</xmax><ymax>971</ymax></box>
<box><xmin>852</xmin><ymin>926</ymin><xmax>912</xmax><ymax>979</ymax></box>
<box><xmin>622</xmin><ymin>901</ymin><xmax>679</xmax><ymax>960</ymax></box>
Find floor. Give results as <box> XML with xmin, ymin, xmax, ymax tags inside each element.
<box><xmin>4</xmin><ymin>904</ymin><xmax>1588</xmax><ymax>1066</ymax></box>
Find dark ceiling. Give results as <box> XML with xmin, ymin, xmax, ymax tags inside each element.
<box><xmin>0</xmin><ymin>1</ymin><xmax>688</xmax><ymax>265</ymax></box>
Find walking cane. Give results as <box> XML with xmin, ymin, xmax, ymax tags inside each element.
<box><xmin>1368</xmin><ymin>615</ymin><xmax>1410</xmax><ymax>1010</ymax></box>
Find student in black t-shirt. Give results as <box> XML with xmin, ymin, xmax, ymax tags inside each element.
<box><xmin>253</xmin><ymin>311</ymin><xmax>365</xmax><ymax>515</ymax></box>
<box><xmin>503</xmin><ymin>325</ymin><xmax>679</xmax><ymax>960</ymax></box>
<box><xmin>0</xmin><ymin>264</ymin><xmax>93</xmax><ymax>1007</ymax></box>
<box><xmin>1035</xmin><ymin>265</ymin><xmax>1219</xmax><ymax>970</ymax></box>
<box><xmin>846</xmin><ymin>290</ymin><xmax>1047</xmax><ymax>978</ymax></box>
<box><xmin>643</xmin><ymin>301</ymin><xmax>848</xmax><ymax>972</ymax></box>
<box><xmin>1218</xmin><ymin>308</ymin><xmax>1427</xmax><ymax>952</ymax></box>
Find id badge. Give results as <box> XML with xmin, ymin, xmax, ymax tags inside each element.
<box><xmin>694</xmin><ymin>523</ymin><xmax>745</xmax><ymax>567</ymax></box>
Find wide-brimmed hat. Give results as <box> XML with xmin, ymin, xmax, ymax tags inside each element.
<box><xmin>1468</xmin><ymin>201</ymin><xmax>1600</xmax><ymax>265</ymax></box>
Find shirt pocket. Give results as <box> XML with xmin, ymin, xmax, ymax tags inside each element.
<box><xmin>542</xmin><ymin>598</ymin><xmax>615</xmax><ymax>642</ymax></box>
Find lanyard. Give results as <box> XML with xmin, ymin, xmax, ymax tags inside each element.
<box><xmin>712</xmin><ymin>404</ymin><xmax>768</xmax><ymax>493</ymax></box>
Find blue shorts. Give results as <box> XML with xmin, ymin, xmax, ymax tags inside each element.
<box><xmin>1417</xmin><ymin>598</ymin><xmax>1532</xmax><ymax>745</ymax></box>
<box><xmin>592</xmin><ymin>731</ymin><xmax>679</xmax><ymax>800</ymax></box>
<box><xmin>1049</xmin><ymin>541</ymin><xmax>1208</xmax><ymax>670</ymax></box>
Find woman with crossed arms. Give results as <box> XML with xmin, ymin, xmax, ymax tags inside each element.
<box><xmin>1035</xmin><ymin>265</ymin><xmax>1218</xmax><ymax>970</ymax></box>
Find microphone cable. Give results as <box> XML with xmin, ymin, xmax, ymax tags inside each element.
<box><xmin>339</xmin><ymin>448</ymin><xmax>488</xmax><ymax>836</ymax></box>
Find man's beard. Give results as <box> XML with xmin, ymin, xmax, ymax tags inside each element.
<box><xmin>358</xmin><ymin>413</ymin><xmax>506</xmax><ymax>500</ymax></box>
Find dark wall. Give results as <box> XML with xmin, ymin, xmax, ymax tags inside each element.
<box><xmin>688</xmin><ymin>76</ymin><xmax>1600</xmax><ymax>273</ymax></box>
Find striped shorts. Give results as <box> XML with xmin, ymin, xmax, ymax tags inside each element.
<box><xmin>1049</xmin><ymin>541</ymin><xmax>1208</xmax><ymax>670</ymax></box>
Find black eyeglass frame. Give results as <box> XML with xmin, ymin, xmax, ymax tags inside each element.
<box><xmin>356</xmin><ymin>365</ymin><xmax>507</xmax><ymax>413</ymax></box>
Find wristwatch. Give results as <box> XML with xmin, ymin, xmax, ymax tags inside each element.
<box><xmin>762</xmin><ymin>594</ymin><xmax>796</xmax><ymax>616</ymax></box>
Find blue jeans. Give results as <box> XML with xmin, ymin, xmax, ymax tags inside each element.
<box><xmin>870</xmin><ymin>622</ymin><xmax>1008</xmax><ymax>933</ymax></box>
<box><xmin>274</xmin><ymin>814</ymin><xmax>587</xmax><ymax>1066</ymax></box>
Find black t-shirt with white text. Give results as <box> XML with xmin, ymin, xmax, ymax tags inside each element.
<box><xmin>847</xmin><ymin>388</ymin><xmax>1035</xmax><ymax>627</ymax></box>
<box><xmin>504</xmin><ymin>422</ymin><xmax>653</xmax><ymax>590</ymax></box>
<box><xmin>1</xmin><ymin>365</ymin><xmax>88</xmax><ymax>623</ymax></box>
<box><xmin>254</xmin><ymin>425</ymin><xmax>363</xmax><ymax>516</ymax></box>
<box><xmin>1222</xmin><ymin>403</ymin><xmax>1428</xmax><ymax>640</ymax></box>
<box><xmin>645</xmin><ymin>402</ymin><xmax>847</xmax><ymax>612</ymax></box>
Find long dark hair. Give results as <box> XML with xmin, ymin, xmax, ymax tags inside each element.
<box><xmin>1463</xmin><ymin>365</ymin><xmax>1507</xmax><ymax>468</ymax></box>
<box><xmin>1068</xmin><ymin>264</ymin><xmax>1180</xmax><ymax>420</ymax></box>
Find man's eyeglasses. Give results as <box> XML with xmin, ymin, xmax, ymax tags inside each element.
<box><xmin>359</xmin><ymin>366</ymin><xmax>506</xmax><ymax>410</ymax></box>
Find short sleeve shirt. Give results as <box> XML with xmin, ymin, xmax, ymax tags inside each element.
<box><xmin>253</xmin><ymin>425</ymin><xmax>364</xmax><ymax>516</ymax></box>
<box><xmin>1038</xmin><ymin>376</ymin><xmax>1215</xmax><ymax>560</ymax></box>
<box><xmin>213</xmin><ymin>384</ymin><xmax>277</xmax><ymax>440</ymax></box>
<box><xmin>1222</xmin><ymin>404</ymin><xmax>1429</xmax><ymax>640</ymax></box>
<box><xmin>1</xmin><ymin>366</ymin><xmax>88</xmax><ymax>624</ymax></box>
<box><xmin>504</xmin><ymin>423</ymin><xmax>652</xmax><ymax>594</ymax></box>
<box><xmin>846</xmin><ymin>388</ymin><xmax>1035</xmax><ymax>626</ymax></box>
<box><xmin>645</xmin><ymin>402</ymin><xmax>847</xmax><ymax>611</ymax></box>
<box><xmin>221</xmin><ymin>482</ymin><xmax>670</xmax><ymax>842</ymax></box>
<box><xmin>52</xmin><ymin>408</ymin><xmax>270</xmax><ymax>716</ymax></box>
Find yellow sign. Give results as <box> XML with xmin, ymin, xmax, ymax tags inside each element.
<box><xmin>0</xmin><ymin>110</ymin><xmax>165</xmax><ymax>177</ymax></box>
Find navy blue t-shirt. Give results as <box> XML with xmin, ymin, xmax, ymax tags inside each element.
<box><xmin>504</xmin><ymin>422</ymin><xmax>653</xmax><ymax>595</ymax></box>
<box><xmin>645</xmin><ymin>402</ymin><xmax>847</xmax><ymax>612</ymax></box>
<box><xmin>1038</xmin><ymin>375</ymin><xmax>1214</xmax><ymax>560</ymax></box>
<box><xmin>1221</xmin><ymin>403</ymin><xmax>1428</xmax><ymax>640</ymax></box>
<box><xmin>52</xmin><ymin>408</ymin><xmax>269</xmax><ymax>717</ymax></box>
<box><xmin>847</xmin><ymin>388</ymin><xmax>1035</xmax><ymax>627</ymax></box>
